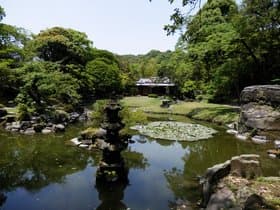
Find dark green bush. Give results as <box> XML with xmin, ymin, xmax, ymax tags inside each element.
<box><xmin>17</xmin><ymin>103</ymin><xmax>32</xmax><ymax>121</ymax></box>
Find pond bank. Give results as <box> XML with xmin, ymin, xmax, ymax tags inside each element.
<box><xmin>121</xmin><ymin>96</ymin><xmax>239</xmax><ymax>125</ymax></box>
<box><xmin>200</xmin><ymin>154</ymin><xmax>280</xmax><ymax>209</ymax></box>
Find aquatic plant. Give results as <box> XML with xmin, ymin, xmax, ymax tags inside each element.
<box><xmin>131</xmin><ymin>121</ymin><xmax>217</xmax><ymax>141</ymax></box>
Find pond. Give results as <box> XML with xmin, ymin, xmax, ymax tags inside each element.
<box><xmin>0</xmin><ymin>115</ymin><xmax>279</xmax><ymax>210</ymax></box>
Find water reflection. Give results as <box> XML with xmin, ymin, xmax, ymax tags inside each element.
<box><xmin>0</xmin><ymin>192</ymin><xmax>7</xmax><ymax>207</ymax></box>
<box><xmin>0</xmin><ymin>137</ymin><xmax>90</xmax><ymax>192</ymax></box>
<box><xmin>162</xmin><ymin>130</ymin><xmax>280</xmax><ymax>207</ymax></box>
<box><xmin>95</xmin><ymin>167</ymin><xmax>129</xmax><ymax>210</ymax></box>
<box><xmin>0</xmin><ymin>117</ymin><xmax>279</xmax><ymax>210</ymax></box>
<box><xmin>94</xmin><ymin>147</ymin><xmax>150</xmax><ymax>210</ymax></box>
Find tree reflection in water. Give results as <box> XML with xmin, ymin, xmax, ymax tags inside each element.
<box><xmin>95</xmin><ymin>166</ymin><xmax>129</xmax><ymax>210</ymax></box>
<box><xmin>0</xmin><ymin>137</ymin><xmax>91</xmax><ymax>192</ymax></box>
<box><xmin>0</xmin><ymin>192</ymin><xmax>7</xmax><ymax>207</ymax></box>
<box><xmin>94</xmin><ymin>100</ymin><xmax>149</xmax><ymax>210</ymax></box>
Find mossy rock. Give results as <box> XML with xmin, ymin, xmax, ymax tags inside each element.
<box><xmin>53</xmin><ymin>110</ymin><xmax>69</xmax><ymax>123</ymax></box>
<box><xmin>80</xmin><ymin>127</ymin><xmax>106</xmax><ymax>140</ymax></box>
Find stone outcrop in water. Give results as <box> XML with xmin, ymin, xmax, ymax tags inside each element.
<box><xmin>201</xmin><ymin>154</ymin><xmax>261</xmax><ymax>208</ymax></box>
<box><xmin>2</xmin><ymin>108</ymin><xmax>91</xmax><ymax>134</ymax></box>
<box><xmin>201</xmin><ymin>154</ymin><xmax>280</xmax><ymax>210</ymax></box>
<box><xmin>239</xmin><ymin>85</ymin><xmax>280</xmax><ymax>137</ymax></box>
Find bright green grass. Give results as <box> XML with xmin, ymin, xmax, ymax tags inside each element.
<box><xmin>121</xmin><ymin>96</ymin><xmax>239</xmax><ymax>124</ymax></box>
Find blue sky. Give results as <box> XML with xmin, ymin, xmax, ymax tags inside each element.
<box><xmin>1</xmin><ymin>0</ymin><xmax>190</xmax><ymax>55</ymax></box>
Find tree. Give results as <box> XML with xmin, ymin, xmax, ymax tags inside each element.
<box><xmin>175</xmin><ymin>0</ymin><xmax>239</xmax><ymax>101</ymax></box>
<box><xmin>16</xmin><ymin>62</ymin><xmax>80</xmax><ymax>113</ymax></box>
<box><xmin>235</xmin><ymin>0</ymin><xmax>280</xmax><ymax>84</ymax></box>
<box><xmin>0</xmin><ymin>5</ymin><xmax>5</xmax><ymax>21</ymax></box>
<box><xmin>27</xmin><ymin>27</ymin><xmax>93</xmax><ymax>65</ymax></box>
<box><xmin>0</xmin><ymin>6</ymin><xmax>30</xmax><ymax>100</ymax></box>
<box><xmin>86</xmin><ymin>58</ymin><xmax>122</xmax><ymax>98</ymax></box>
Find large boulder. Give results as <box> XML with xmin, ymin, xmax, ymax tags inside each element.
<box><xmin>80</xmin><ymin>127</ymin><xmax>106</xmax><ymax>140</ymax></box>
<box><xmin>230</xmin><ymin>154</ymin><xmax>261</xmax><ymax>179</ymax></box>
<box><xmin>54</xmin><ymin>124</ymin><xmax>65</xmax><ymax>132</ymax></box>
<box><xmin>201</xmin><ymin>161</ymin><xmax>231</xmax><ymax>207</ymax></box>
<box><xmin>53</xmin><ymin>110</ymin><xmax>69</xmax><ymax>124</ymax></box>
<box><xmin>241</xmin><ymin>85</ymin><xmax>280</xmax><ymax>105</ymax></box>
<box><xmin>201</xmin><ymin>154</ymin><xmax>262</xmax><ymax>208</ymax></box>
<box><xmin>239</xmin><ymin>85</ymin><xmax>280</xmax><ymax>136</ymax></box>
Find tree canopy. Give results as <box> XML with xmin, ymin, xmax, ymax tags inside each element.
<box><xmin>0</xmin><ymin>0</ymin><xmax>280</xmax><ymax>115</ymax></box>
<box><xmin>27</xmin><ymin>27</ymin><xmax>93</xmax><ymax>65</ymax></box>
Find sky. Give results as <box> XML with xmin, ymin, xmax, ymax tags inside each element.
<box><xmin>1</xmin><ymin>0</ymin><xmax>190</xmax><ymax>55</ymax></box>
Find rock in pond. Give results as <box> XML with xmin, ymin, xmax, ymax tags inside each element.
<box><xmin>239</xmin><ymin>85</ymin><xmax>280</xmax><ymax>136</ymax></box>
<box><xmin>54</xmin><ymin>124</ymin><xmax>65</xmax><ymax>132</ymax></box>
<box><xmin>24</xmin><ymin>128</ymin><xmax>36</xmax><ymax>135</ymax></box>
<box><xmin>201</xmin><ymin>160</ymin><xmax>231</xmax><ymax>207</ymax></box>
<box><xmin>79</xmin><ymin>144</ymin><xmax>89</xmax><ymax>148</ymax></box>
<box><xmin>267</xmin><ymin>149</ymin><xmax>280</xmax><ymax>159</ymax></box>
<box><xmin>275</xmin><ymin>140</ymin><xmax>280</xmax><ymax>149</ymax></box>
<box><xmin>131</xmin><ymin>121</ymin><xmax>217</xmax><ymax>141</ymax></box>
<box><xmin>42</xmin><ymin>128</ymin><xmax>53</xmax><ymax>134</ymax></box>
<box><xmin>226</xmin><ymin>129</ymin><xmax>238</xmax><ymax>135</ymax></box>
<box><xmin>33</xmin><ymin>123</ymin><xmax>45</xmax><ymax>133</ymax></box>
<box><xmin>11</xmin><ymin>121</ymin><xmax>21</xmax><ymax>130</ymax></box>
<box><xmin>230</xmin><ymin>154</ymin><xmax>261</xmax><ymax>179</ymax></box>
<box><xmin>251</xmin><ymin>135</ymin><xmax>270</xmax><ymax>144</ymax></box>
<box><xmin>235</xmin><ymin>133</ymin><xmax>248</xmax><ymax>141</ymax></box>
<box><xmin>201</xmin><ymin>154</ymin><xmax>261</xmax><ymax>208</ymax></box>
<box><xmin>70</xmin><ymin>137</ymin><xmax>81</xmax><ymax>146</ymax></box>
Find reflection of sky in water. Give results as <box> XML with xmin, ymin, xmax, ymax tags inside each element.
<box><xmin>2</xmin><ymin>137</ymin><xmax>190</xmax><ymax>210</ymax></box>
<box><xmin>5</xmin><ymin>165</ymin><xmax>99</xmax><ymax>210</ymax></box>
<box><xmin>124</xmin><ymin>140</ymin><xmax>187</xmax><ymax>210</ymax></box>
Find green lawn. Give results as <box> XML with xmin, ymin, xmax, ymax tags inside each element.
<box><xmin>121</xmin><ymin>96</ymin><xmax>239</xmax><ymax>124</ymax></box>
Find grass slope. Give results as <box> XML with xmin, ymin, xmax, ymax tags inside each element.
<box><xmin>121</xmin><ymin>96</ymin><xmax>239</xmax><ymax>124</ymax></box>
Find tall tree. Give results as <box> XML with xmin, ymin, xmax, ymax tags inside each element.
<box><xmin>0</xmin><ymin>5</ymin><xmax>29</xmax><ymax>99</ymax></box>
<box><xmin>176</xmin><ymin>0</ymin><xmax>239</xmax><ymax>101</ymax></box>
<box><xmin>236</xmin><ymin>0</ymin><xmax>280</xmax><ymax>84</ymax></box>
<box><xmin>27</xmin><ymin>27</ymin><xmax>93</xmax><ymax>65</ymax></box>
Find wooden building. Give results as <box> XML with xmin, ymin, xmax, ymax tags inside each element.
<box><xmin>136</xmin><ymin>77</ymin><xmax>175</xmax><ymax>95</ymax></box>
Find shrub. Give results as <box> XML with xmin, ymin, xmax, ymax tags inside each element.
<box><xmin>181</xmin><ymin>80</ymin><xmax>196</xmax><ymax>98</ymax></box>
<box><xmin>52</xmin><ymin>110</ymin><xmax>69</xmax><ymax>123</ymax></box>
<box><xmin>80</xmin><ymin>127</ymin><xmax>99</xmax><ymax>140</ymax></box>
<box><xmin>91</xmin><ymin>99</ymin><xmax>108</xmax><ymax>127</ymax></box>
<box><xmin>120</xmin><ymin>107</ymin><xmax>148</xmax><ymax>134</ymax></box>
<box><xmin>17</xmin><ymin>103</ymin><xmax>32</xmax><ymax>121</ymax></box>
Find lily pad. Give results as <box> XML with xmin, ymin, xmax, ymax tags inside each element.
<box><xmin>131</xmin><ymin>121</ymin><xmax>217</xmax><ymax>141</ymax></box>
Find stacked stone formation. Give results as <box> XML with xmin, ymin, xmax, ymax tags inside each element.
<box><xmin>97</xmin><ymin>100</ymin><xmax>127</xmax><ymax>182</ymax></box>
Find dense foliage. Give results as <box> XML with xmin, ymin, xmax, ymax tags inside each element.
<box><xmin>121</xmin><ymin>0</ymin><xmax>280</xmax><ymax>102</ymax></box>
<box><xmin>0</xmin><ymin>6</ymin><xmax>29</xmax><ymax>100</ymax></box>
<box><xmin>0</xmin><ymin>5</ymin><xmax>127</xmax><ymax>116</ymax></box>
<box><xmin>0</xmin><ymin>0</ymin><xmax>279</xmax><ymax>117</ymax></box>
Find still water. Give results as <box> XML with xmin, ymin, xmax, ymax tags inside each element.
<box><xmin>0</xmin><ymin>115</ymin><xmax>279</xmax><ymax>210</ymax></box>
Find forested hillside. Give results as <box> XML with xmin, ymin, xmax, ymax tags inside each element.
<box><xmin>0</xmin><ymin>0</ymin><xmax>279</xmax><ymax>117</ymax></box>
<box><xmin>120</xmin><ymin>0</ymin><xmax>280</xmax><ymax>102</ymax></box>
